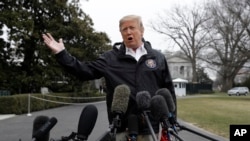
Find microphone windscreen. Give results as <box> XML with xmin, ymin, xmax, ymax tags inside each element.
<box><xmin>32</xmin><ymin>116</ymin><xmax>57</xmax><ymax>141</ymax></box>
<box><xmin>32</xmin><ymin>116</ymin><xmax>49</xmax><ymax>141</ymax></box>
<box><xmin>150</xmin><ymin>95</ymin><xmax>169</xmax><ymax>121</ymax></box>
<box><xmin>77</xmin><ymin>104</ymin><xmax>98</xmax><ymax>140</ymax></box>
<box><xmin>155</xmin><ymin>88</ymin><xmax>176</xmax><ymax>112</ymax></box>
<box><xmin>111</xmin><ymin>84</ymin><xmax>130</xmax><ymax>114</ymax></box>
<box><xmin>128</xmin><ymin>114</ymin><xmax>138</xmax><ymax>135</ymax></box>
<box><xmin>136</xmin><ymin>91</ymin><xmax>151</xmax><ymax>110</ymax></box>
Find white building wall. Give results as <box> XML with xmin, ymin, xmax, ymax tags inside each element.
<box><xmin>167</xmin><ymin>56</ymin><xmax>192</xmax><ymax>82</ymax></box>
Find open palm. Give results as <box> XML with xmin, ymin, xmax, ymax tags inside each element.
<box><xmin>42</xmin><ymin>33</ymin><xmax>65</xmax><ymax>54</ymax></box>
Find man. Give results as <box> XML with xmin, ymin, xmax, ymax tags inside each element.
<box><xmin>42</xmin><ymin>15</ymin><xmax>176</xmax><ymax>141</ymax></box>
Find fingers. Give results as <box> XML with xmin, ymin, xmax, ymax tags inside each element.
<box><xmin>42</xmin><ymin>34</ymin><xmax>51</xmax><ymax>46</ymax></box>
<box><xmin>59</xmin><ymin>38</ymin><xmax>63</xmax><ymax>43</ymax></box>
<box><xmin>42</xmin><ymin>33</ymin><xmax>56</xmax><ymax>46</ymax></box>
<box><xmin>46</xmin><ymin>33</ymin><xmax>55</xmax><ymax>41</ymax></box>
<box><xmin>42</xmin><ymin>33</ymin><xmax>54</xmax><ymax>41</ymax></box>
<box><xmin>42</xmin><ymin>33</ymin><xmax>50</xmax><ymax>43</ymax></box>
<box><xmin>41</xmin><ymin>33</ymin><xmax>65</xmax><ymax>54</ymax></box>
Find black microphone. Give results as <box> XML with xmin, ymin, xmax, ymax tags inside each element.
<box><xmin>150</xmin><ymin>95</ymin><xmax>184</xmax><ymax>141</ymax></box>
<box><xmin>77</xmin><ymin>104</ymin><xmax>98</xmax><ymax>141</ymax></box>
<box><xmin>150</xmin><ymin>95</ymin><xmax>171</xmax><ymax>129</ymax></box>
<box><xmin>155</xmin><ymin>88</ymin><xmax>176</xmax><ymax>125</ymax></box>
<box><xmin>32</xmin><ymin>116</ymin><xmax>57</xmax><ymax>141</ymax></box>
<box><xmin>155</xmin><ymin>88</ymin><xmax>175</xmax><ymax>113</ymax></box>
<box><xmin>136</xmin><ymin>91</ymin><xmax>157</xmax><ymax>141</ymax></box>
<box><xmin>32</xmin><ymin>116</ymin><xmax>50</xmax><ymax>141</ymax></box>
<box><xmin>110</xmin><ymin>84</ymin><xmax>130</xmax><ymax>139</ymax></box>
<box><xmin>127</xmin><ymin>114</ymin><xmax>138</xmax><ymax>141</ymax></box>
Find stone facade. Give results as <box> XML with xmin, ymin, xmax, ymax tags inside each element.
<box><xmin>165</xmin><ymin>52</ymin><xmax>193</xmax><ymax>82</ymax></box>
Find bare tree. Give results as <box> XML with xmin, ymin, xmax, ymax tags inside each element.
<box><xmin>224</xmin><ymin>0</ymin><xmax>250</xmax><ymax>37</ymax></box>
<box><xmin>150</xmin><ymin>4</ymin><xmax>211</xmax><ymax>83</ymax></box>
<box><xmin>203</xmin><ymin>0</ymin><xmax>250</xmax><ymax>92</ymax></box>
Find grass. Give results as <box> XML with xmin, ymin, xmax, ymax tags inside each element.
<box><xmin>177</xmin><ymin>93</ymin><xmax>250</xmax><ymax>139</ymax></box>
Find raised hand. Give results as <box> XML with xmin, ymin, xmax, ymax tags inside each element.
<box><xmin>42</xmin><ymin>33</ymin><xmax>65</xmax><ymax>54</ymax></box>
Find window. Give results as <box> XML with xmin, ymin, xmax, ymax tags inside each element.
<box><xmin>180</xmin><ymin>66</ymin><xmax>184</xmax><ymax>75</ymax></box>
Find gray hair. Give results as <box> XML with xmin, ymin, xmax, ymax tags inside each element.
<box><xmin>119</xmin><ymin>15</ymin><xmax>144</xmax><ymax>31</ymax></box>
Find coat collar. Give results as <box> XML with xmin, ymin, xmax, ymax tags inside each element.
<box><xmin>113</xmin><ymin>39</ymin><xmax>155</xmax><ymax>58</ymax></box>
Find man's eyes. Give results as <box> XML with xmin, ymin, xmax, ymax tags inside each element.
<box><xmin>122</xmin><ymin>26</ymin><xmax>136</xmax><ymax>32</ymax></box>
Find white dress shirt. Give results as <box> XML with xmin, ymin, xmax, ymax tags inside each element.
<box><xmin>125</xmin><ymin>44</ymin><xmax>148</xmax><ymax>61</ymax></box>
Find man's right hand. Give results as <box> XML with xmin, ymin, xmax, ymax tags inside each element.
<box><xmin>42</xmin><ymin>33</ymin><xmax>65</xmax><ymax>54</ymax></box>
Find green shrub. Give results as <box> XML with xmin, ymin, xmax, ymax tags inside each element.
<box><xmin>0</xmin><ymin>97</ymin><xmax>19</xmax><ymax>114</ymax></box>
<box><xmin>0</xmin><ymin>92</ymin><xmax>106</xmax><ymax>115</ymax></box>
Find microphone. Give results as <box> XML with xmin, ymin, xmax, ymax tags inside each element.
<box><xmin>136</xmin><ymin>91</ymin><xmax>151</xmax><ymax>111</ymax></box>
<box><xmin>155</xmin><ymin>88</ymin><xmax>176</xmax><ymax>125</ymax></box>
<box><xmin>32</xmin><ymin>116</ymin><xmax>57</xmax><ymax>141</ymax></box>
<box><xmin>32</xmin><ymin>116</ymin><xmax>50</xmax><ymax>141</ymax></box>
<box><xmin>111</xmin><ymin>84</ymin><xmax>130</xmax><ymax>114</ymax></box>
<box><xmin>155</xmin><ymin>88</ymin><xmax>175</xmax><ymax>113</ymax></box>
<box><xmin>150</xmin><ymin>95</ymin><xmax>171</xmax><ymax>129</ymax></box>
<box><xmin>127</xmin><ymin>114</ymin><xmax>138</xmax><ymax>141</ymax></box>
<box><xmin>150</xmin><ymin>95</ymin><xmax>184</xmax><ymax>141</ymax></box>
<box><xmin>77</xmin><ymin>104</ymin><xmax>98</xmax><ymax>141</ymax></box>
<box><xmin>136</xmin><ymin>91</ymin><xmax>157</xmax><ymax>141</ymax></box>
<box><xmin>110</xmin><ymin>84</ymin><xmax>130</xmax><ymax>139</ymax></box>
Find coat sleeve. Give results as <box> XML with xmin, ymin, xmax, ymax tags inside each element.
<box><xmin>163</xmin><ymin>57</ymin><xmax>177</xmax><ymax>117</ymax></box>
<box><xmin>55</xmin><ymin>49</ymin><xmax>106</xmax><ymax>81</ymax></box>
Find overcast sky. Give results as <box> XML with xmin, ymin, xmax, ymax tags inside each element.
<box><xmin>80</xmin><ymin>0</ymin><xmax>206</xmax><ymax>51</ymax></box>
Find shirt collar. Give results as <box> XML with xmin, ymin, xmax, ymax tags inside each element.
<box><xmin>125</xmin><ymin>43</ymin><xmax>147</xmax><ymax>61</ymax></box>
<box><xmin>126</xmin><ymin>43</ymin><xmax>146</xmax><ymax>53</ymax></box>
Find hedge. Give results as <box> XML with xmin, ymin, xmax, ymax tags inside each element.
<box><xmin>0</xmin><ymin>93</ymin><xmax>106</xmax><ymax>115</ymax></box>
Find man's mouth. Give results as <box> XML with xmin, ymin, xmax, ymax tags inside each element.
<box><xmin>128</xmin><ymin>37</ymin><xmax>133</xmax><ymax>40</ymax></box>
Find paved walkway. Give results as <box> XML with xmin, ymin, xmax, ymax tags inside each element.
<box><xmin>0</xmin><ymin>114</ymin><xmax>16</xmax><ymax>120</ymax></box>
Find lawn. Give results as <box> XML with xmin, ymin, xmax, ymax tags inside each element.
<box><xmin>177</xmin><ymin>93</ymin><xmax>250</xmax><ymax>139</ymax></box>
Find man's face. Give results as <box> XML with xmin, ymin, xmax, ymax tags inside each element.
<box><xmin>120</xmin><ymin>20</ymin><xmax>144</xmax><ymax>49</ymax></box>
